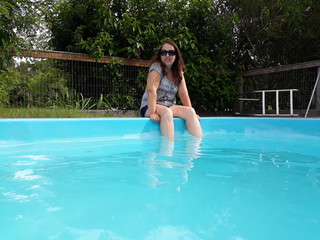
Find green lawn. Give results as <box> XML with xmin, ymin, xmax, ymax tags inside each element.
<box><xmin>0</xmin><ymin>108</ymin><xmax>119</xmax><ymax>118</ymax></box>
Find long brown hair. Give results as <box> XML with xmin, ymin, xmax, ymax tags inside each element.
<box><xmin>150</xmin><ymin>40</ymin><xmax>186</xmax><ymax>85</ymax></box>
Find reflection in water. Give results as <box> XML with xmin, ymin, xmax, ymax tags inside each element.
<box><xmin>144</xmin><ymin>225</ymin><xmax>202</xmax><ymax>240</ymax></box>
<box><xmin>143</xmin><ymin>137</ymin><xmax>202</xmax><ymax>188</ymax></box>
<box><xmin>40</xmin><ymin>224</ymin><xmax>201</xmax><ymax>240</ymax></box>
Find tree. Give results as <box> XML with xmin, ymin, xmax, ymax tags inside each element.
<box><xmin>48</xmin><ymin>0</ymin><xmax>238</xmax><ymax>112</ymax></box>
<box><xmin>0</xmin><ymin>0</ymin><xmax>53</xmax><ymax>69</ymax></box>
<box><xmin>223</xmin><ymin>0</ymin><xmax>320</xmax><ymax>69</ymax></box>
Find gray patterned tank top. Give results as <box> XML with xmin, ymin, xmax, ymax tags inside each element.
<box><xmin>140</xmin><ymin>63</ymin><xmax>179</xmax><ymax>109</ymax></box>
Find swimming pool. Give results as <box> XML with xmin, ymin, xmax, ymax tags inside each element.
<box><xmin>1</xmin><ymin>117</ymin><xmax>319</xmax><ymax>240</ymax></box>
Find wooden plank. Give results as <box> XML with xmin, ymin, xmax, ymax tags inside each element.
<box><xmin>240</xmin><ymin>60</ymin><xmax>320</xmax><ymax>77</ymax></box>
<box><xmin>13</xmin><ymin>49</ymin><xmax>150</xmax><ymax>68</ymax></box>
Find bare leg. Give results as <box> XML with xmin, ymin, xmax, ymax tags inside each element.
<box><xmin>159</xmin><ymin>107</ymin><xmax>174</xmax><ymax>138</ymax></box>
<box><xmin>170</xmin><ymin>105</ymin><xmax>202</xmax><ymax>137</ymax></box>
<box><xmin>145</xmin><ymin>105</ymin><xmax>174</xmax><ymax>138</ymax></box>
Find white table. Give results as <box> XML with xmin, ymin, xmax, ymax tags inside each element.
<box><xmin>253</xmin><ymin>89</ymin><xmax>298</xmax><ymax>116</ymax></box>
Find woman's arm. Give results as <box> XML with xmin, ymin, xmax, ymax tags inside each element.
<box><xmin>178</xmin><ymin>74</ymin><xmax>192</xmax><ymax>107</ymax></box>
<box><xmin>178</xmin><ymin>74</ymin><xmax>200</xmax><ymax>120</ymax></box>
<box><xmin>146</xmin><ymin>70</ymin><xmax>161</xmax><ymax>116</ymax></box>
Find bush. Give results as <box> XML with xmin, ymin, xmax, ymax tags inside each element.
<box><xmin>0</xmin><ymin>68</ymin><xmax>29</xmax><ymax>107</ymax></box>
<box><xmin>0</xmin><ymin>60</ymin><xmax>70</xmax><ymax>108</ymax></box>
<box><xmin>48</xmin><ymin>0</ymin><xmax>238</xmax><ymax>112</ymax></box>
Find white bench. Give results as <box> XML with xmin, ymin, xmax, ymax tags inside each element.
<box><xmin>239</xmin><ymin>89</ymin><xmax>299</xmax><ymax>116</ymax></box>
<box><xmin>254</xmin><ymin>89</ymin><xmax>298</xmax><ymax>116</ymax></box>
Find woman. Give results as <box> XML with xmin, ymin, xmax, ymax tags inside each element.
<box><xmin>140</xmin><ymin>40</ymin><xmax>202</xmax><ymax>138</ymax></box>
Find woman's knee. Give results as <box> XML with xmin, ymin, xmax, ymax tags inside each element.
<box><xmin>184</xmin><ymin>107</ymin><xmax>197</xmax><ymax>118</ymax></box>
<box><xmin>160</xmin><ymin>107</ymin><xmax>173</xmax><ymax>120</ymax></box>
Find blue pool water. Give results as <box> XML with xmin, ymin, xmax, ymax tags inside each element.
<box><xmin>0</xmin><ymin>118</ymin><xmax>320</xmax><ymax>240</ymax></box>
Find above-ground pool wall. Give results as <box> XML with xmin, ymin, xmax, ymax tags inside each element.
<box><xmin>0</xmin><ymin>118</ymin><xmax>189</xmax><ymax>141</ymax></box>
<box><xmin>200</xmin><ymin>118</ymin><xmax>320</xmax><ymax>137</ymax></box>
<box><xmin>0</xmin><ymin>118</ymin><xmax>161</xmax><ymax>141</ymax></box>
<box><xmin>0</xmin><ymin>118</ymin><xmax>320</xmax><ymax>142</ymax></box>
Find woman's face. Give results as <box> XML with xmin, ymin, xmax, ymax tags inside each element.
<box><xmin>160</xmin><ymin>43</ymin><xmax>176</xmax><ymax>68</ymax></box>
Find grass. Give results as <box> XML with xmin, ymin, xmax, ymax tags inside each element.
<box><xmin>0</xmin><ymin>108</ymin><xmax>120</xmax><ymax>118</ymax></box>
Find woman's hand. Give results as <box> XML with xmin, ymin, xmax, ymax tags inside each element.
<box><xmin>150</xmin><ymin>112</ymin><xmax>160</xmax><ymax>122</ymax></box>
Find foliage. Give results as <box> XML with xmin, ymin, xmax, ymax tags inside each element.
<box><xmin>49</xmin><ymin>0</ymin><xmax>320</xmax><ymax>70</ymax></box>
<box><xmin>0</xmin><ymin>59</ymin><xmax>145</xmax><ymax>110</ymax></box>
<box><xmin>28</xmin><ymin>61</ymin><xmax>70</xmax><ymax>107</ymax></box>
<box><xmin>224</xmin><ymin>0</ymin><xmax>320</xmax><ymax>68</ymax></box>
<box><xmin>48</xmin><ymin>0</ymin><xmax>238</xmax><ymax>111</ymax></box>
<box><xmin>0</xmin><ymin>0</ymin><xmax>54</xmax><ymax>69</ymax></box>
<box><xmin>0</xmin><ymin>60</ymin><xmax>69</xmax><ymax>107</ymax></box>
<box><xmin>2</xmin><ymin>0</ymin><xmax>320</xmax><ymax>112</ymax></box>
<box><xmin>74</xmin><ymin>93</ymin><xmax>96</xmax><ymax>110</ymax></box>
<box><xmin>0</xmin><ymin>69</ymin><xmax>25</xmax><ymax>107</ymax></box>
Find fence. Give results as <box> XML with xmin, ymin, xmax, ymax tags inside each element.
<box><xmin>237</xmin><ymin>61</ymin><xmax>320</xmax><ymax>117</ymax></box>
<box><xmin>3</xmin><ymin>49</ymin><xmax>320</xmax><ymax>117</ymax></box>
<box><xmin>6</xmin><ymin>49</ymin><xmax>149</xmax><ymax>111</ymax></box>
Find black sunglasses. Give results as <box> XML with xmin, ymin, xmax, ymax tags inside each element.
<box><xmin>160</xmin><ymin>50</ymin><xmax>176</xmax><ymax>56</ymax></box>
